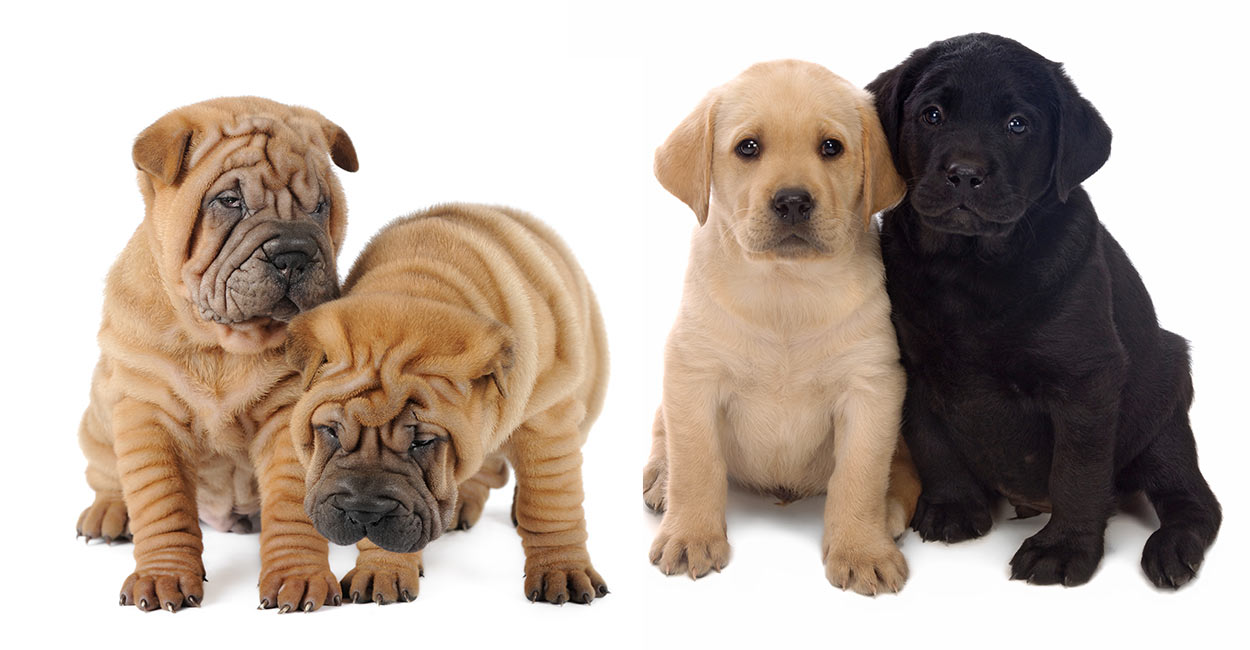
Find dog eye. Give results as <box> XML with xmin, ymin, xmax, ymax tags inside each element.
<box><xmin>214</xmin><ymin>192</ymin><xmax>244</xmax><ymax>210</ymax></box>
<box><xmin>1008</xmin><ymin>116</ymin><xmax>1028</xmax><ymax>134</ymax></box>
<box><xmin>735</xmin><ymin>139</ymin><xmax>760</xmax><ymax>158</ymax></box>
<box><xmin>923</xmin><ymin>107</ymin><xmax>943</xmax><ymax>125</ymax></box>
<box><xmin>314</xmin><ymin>425</ymin><xmax>339</xmax><ymax>446</ymax></box>
<box><xmin>820</xmin><ymin>139</ymin><xmax>844</xmax><ymax>158</ymax></box>
<box><xmin>406</xmin><ymin>425</ymin><xmax>440</xmax><ymax>451</ymax></box>
<box><xmin>312</xmin><ymin>198</ymin><xmax>328</xmax><ymax>215</ymax></box>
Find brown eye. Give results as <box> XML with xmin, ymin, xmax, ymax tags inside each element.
<box><xmin>821</xmin><ymin>139</ymin><xmax>843</xmax><ymax>158</ymax></box>
<box><xmin>315</xmin><ymin>425</ymin><xmax>339</xmax><ymax>449</ymax></box>
<box><xmin>1008</xmin><ymin>116</ymin><xmax>1028</xmax><ymax>134</ymax></box>
<box><xmin>313</xmin><ymin>198</ymin><xmax>328</xmax><ymax>215</ymax></box>
<box><xmin>923</xmin><ymin>107</ymin><xmax>943</xmax><ymax>125</ymax></box>
<box><xmin>406</xmin><ymin>426</ymin><xmax>438</xmax><ymax>451</ymax></box>
<box><xmin>215</xmin><ymin>192</ymin><xmax>243</xmax><ymax>210</ymax></box>
<box><xmin>735</xmin><ymin>139</ymin><xmax>760</xmax><ymax>158</ymax></box>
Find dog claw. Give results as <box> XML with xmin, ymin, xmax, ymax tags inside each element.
<box><xmin>186</xmin><ymin>595</ymin><xmax>200</xmax><ymax>607</ymax></box>
<box><xmin>279</xmin><ymin>604</ymin><xmax>292</xmax><ymax>614</ymax></box>
<box><xmin>332</xmin><ymin>594</ymin><xmax>342</xmax><ymax>606</ymax></box>
<box><xmin>352</xmin><ymin>592</ymin><xmax>362</xmax><ymax>604</ymax></box>
<box><xmin>303</xmin><ymin>602</ymin><xmax>313</xmax><ymax>612</ymax></box>
<box><xmin>164</xmin><ymin>602</ymin><xmax>175</xmax><ymax>613</ymax></box>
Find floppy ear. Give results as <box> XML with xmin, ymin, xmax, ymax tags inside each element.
<box><xmin>322</xmin><ymin>119</ymin><xmax>359</xmax><ymax>172</ymax></box>
<box><xmin>286</xmin><ymin>314</ymin><xmax>329</xmax><ymax>391</ymax></box>
<box><xmin>857</xmin><ymin>99</ymin><xmax>907</xmax><ymax>222</ymax></box>
<box><xmin>132</xmin><ymin>113</ymin><xmax>194</xmax><ymax>186</ymax></box>
<box><xmin>479</xmin><ymin>338</ymin><xmax>514</xmax><ymax>399</ymax></box>
<box><xmin>865</xmin><ymin>65</ymin><xmax>904</xmax><ymax>162</ymax></box>
<box><xmin>1050</xmin><ymin>63</ymin><xmax>1112</xmax><ymax>202</ymax></box>
<box><xmin>654</xmin><ymin>91</ymin><xmax>718</xmax><ymax>225</ymax></box>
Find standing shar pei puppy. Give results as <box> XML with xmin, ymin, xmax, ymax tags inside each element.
<box><xmin>869</xmin><ymin>33</ymin><xmax>1221</xmax><ymax>588</ymax></box>
<box><xmin>644</xmin><ymin>60</ymin><xmax>921</xmax><ymax>595</ymax></box>
<box><xmin>287</xmin><ymin>203</ymin><xmax>609</xmax><ymax>605</ymax></box>
<box><xmin>75</xmin><ymin>97</ymin><xmax>358</xmax><ymax>612</ymax></box>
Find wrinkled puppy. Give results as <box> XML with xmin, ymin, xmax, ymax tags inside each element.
<box><xmin>645</xmin><ymin>60</ymin><xmax>920</xmax><ymax>595</ymax></box>
<box><xmin>869</xmin><ymin>33</ymin><xmax>1221</xmax><ymax>588</ymax></box>
<box><xmin>287</xmin><ymin>204</ymin><xmax>609</xmax><ymax>605</ymax></box>
<box><xmin>75</xmin><ymin>97</ymin><xmax>358</xmax><ymax>612</ymax></box>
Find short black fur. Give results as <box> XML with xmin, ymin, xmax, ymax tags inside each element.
<box><xmin>867</xmin><ymin>33</ymin><xmax>1220</xmax><ymax>588</ymax></box>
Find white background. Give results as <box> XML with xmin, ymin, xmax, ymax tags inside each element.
<box><xmin>1</xmin><ymin>1</ymin><xmax>1245</xmax><ymax>647</ymax></box>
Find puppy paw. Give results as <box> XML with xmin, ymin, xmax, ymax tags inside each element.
<box><xmin>642</xmin><ymin>456</ymin><xmax>668</xmax><ymax>512</ymax></box>
<box><xmin>649</xmin><ymin>525</ymin><xmax>730</xmax><ymax>578</ymax></box>
<box><xmin>77</xmin><ymin>495</ymin><xmax>130</xmax><ymax>543</ymax></box>
<box><xmin>120</xmin><ymin>569</ymin><xmax>203</xmax><ymax>612</ymax></box>
<box><xmin>523</xmin><ymin>563</ymin><xmax>608</xmax><ymax>605</ymax></box>
<box><xmin>342</xmin><ymin>558</ymin><xmax>421</xmax><ymax>605</ymax></box>
<box><xmin>259</xmin><ymin>567</ymin><xmax>341</xmax><ymax>612</ymax></box>
<box><xmin>450</xmin><ymin>487</ymin><xmax>488</xmax><ymax>531</ymax></box>
<box><xmin>911</xmin><ymin>495</ymin><xmax>992</xmax><ymax>543</ymax></box>
<box><xmin>1141</xmin><ymin>526</ymin><xmax>1206</xmax><ymax>589</ymax></box>
<box><xmin>824</xmin><ymin>540</ymin><xmax>908</xmax><ymax>596</ymax></box>
<box><xmin>1009</xmin><ymin>529</ymin><xmax>1103</xmax><ymax>586</ymax></box>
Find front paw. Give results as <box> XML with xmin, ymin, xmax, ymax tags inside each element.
<box><xmin>259</xmin><ymin>567</ymin><xmax>341</xmax><ymax>612</ymax></box>
<box><xmin>120</xmin><ymin>569</ymin><xmax>203</xmax><ymax>612</ymax></box>
<box><xmin>649</xmin><ymin>523</ymin><xmax>730</xmax><ymax>579</ymax></box>
<box><xmin>342</xmin><ymin>555</ymin><xmax>422</xmax><ymax>605</ymax></box>
<box><xmin>78</xmin><ymin>495</ymin><xmax>130</xmax><ymax>543</ymax></box>
<box><xmin>1010</xmin><ymin>529</ymin><xmax>1103</xmax><ymax>586</ymax></box>
<box><xmin>1141</xmin><ymin>526</ymin><xmax>1206</xmax><ymax>590</ymax></box>
<box><xmin>523</xmin><ymin>561</ymin><xmax>608</xmax><ymax>605</ymax></box>
<box><xmin>912</xmin><ymin>495</ymin><xmax>992</xmax><ymax>543</ymax></box>
<box><xmin>824</xmin><ymin>539</ymin><xmax>908</xmax><ymax>596</ymax></box>
<box><xmin>642</xmin><ymin>456</ymin><xmax>668</xmax><ymax>512</ymax></box>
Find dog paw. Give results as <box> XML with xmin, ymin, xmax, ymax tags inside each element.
<box><xmin>77</xmin><ymin>495</ymin><xmax>131</xmax><ymax>543</ymax></box>
<box><xmin>1009</xmin><ymin>530</ymin><xmax>1103</xmax><ymax>586</ymax></box>
<box><xmin>824</xmin><ymin>540</ymin><xmax>908</xmax><ymax>596</ymax></box>
<box><xmin>258</xmin><ymin>567</ymin><xmax>341</xmax><ymax>612</ymax></box>
<box><xmin>911</xmin><ymin>495</ymin><xmax>992</xmax><ymax>543</ymax></box>
<box><xmin>642</xmin><ymin>457</ymin><xmax>668</xmax><ymax>512</ymax></box>
<box><xmin>450</xmin><ymin>488</ymin><xmax>488</xmax><ymax>531</ymax></box>
<box><xmin>649</xmin><ymin>525</ymin><xmax>730</xmax><ymax>578</ymax></box>
<box><xmin>524</xmin><ymin>563</ymin><xmax>608</xmax><ymax>605</ymax></box>
<box><xmin>342</xmin><ymin>562</ymin><xmax>421</xmax><ymax>605</ymax></box>
<box><xmin>120</xmin><ymin>569</ymin><xmax>203</xmax><ymax>612</ymax></box>
<box><xmin>1141</xmin><ymin>526</ymin><xmax>1206</xmax><ymax>589</ymax></box>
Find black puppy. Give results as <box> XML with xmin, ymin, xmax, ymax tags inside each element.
<box><xmin>867</xmin><ymin>33</ymin><xmax>1220</xmax><ymax>588</ymax></box>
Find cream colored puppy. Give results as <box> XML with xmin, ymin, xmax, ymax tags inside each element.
<box><xmin>644</xmin><ymin>60</ymin><xmax>921</xmax><ymax>595</ymax></box>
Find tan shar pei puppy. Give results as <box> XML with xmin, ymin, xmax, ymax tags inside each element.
<box><xmin>75</xmin><ymin>97</ymin><xmax>358</xmax><ymax>612</ymax></box>
<box><xmin>286</xmin><ymin>203</ymin><xmax>609</xmax><ymax>605</ymax></box>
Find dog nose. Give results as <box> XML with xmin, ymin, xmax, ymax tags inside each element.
<box><xmin>945</xmin><ymin>162</ymin><xmax>986</xmax><ymax>189</ymax></box>
<box><xmin>271</xmin><ymin>250</ymin><xmax>310</xmax><ymax>276</ymax></box>
<box><xmin>772</xmin><ymin>188</ymin><xmax>813</xmax><ymax>224</ymax></box>
<box><xmin>337</xmin><ymin>494</ymin><xmax>398</xmax><ymax>527</ymax></box>
<box><xmin>263</xmin><ymin>237</ymin><xmax>318</xmax><ymax>279</ymax></box>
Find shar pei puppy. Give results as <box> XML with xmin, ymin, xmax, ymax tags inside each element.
<box><xmin>286</xmin><ymin>203</ymin><xmax>609</xmax><ymax>605</ymax></box>
<box><xmin>75</xmin><ymin>97</ymin><xmax>358</xmax><ymax>612</ymax></box>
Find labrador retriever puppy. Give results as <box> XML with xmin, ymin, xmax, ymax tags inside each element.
<box><xmin>75</xmin><ymin>97</ymin><xmax>357</xmax><ymax>611</ymax></box>
<box><xmin>868</xmin><ymin>33</ymin><xmax>1221</xmax><ymax>588</ymax></box>
<box><xmin>286</xmin><ymin>204</ymin><xmax>609</xmax><ymax>605</ymax></box>
<box><xmin>645</xmin><ymin>60</ymin><xmax>921</xmax><ymax>595</ymax></box>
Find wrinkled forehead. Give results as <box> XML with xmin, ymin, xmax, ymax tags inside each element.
<box><xmin>717</xmin><ymin>65</ymin><xmax>861</xmax><ymax>146</ymax></box>
<box><xmin>192</xmin><ymin>112</ymin><xmax>331</xmax><ymax>207</ymax></box>
<box><xmin>311</xmin><ymin>371</ymin><xmax>471</xmax><ymax>429</ymax></box>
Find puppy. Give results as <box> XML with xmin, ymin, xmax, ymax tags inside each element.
<box><xmin>868</xmin><ymin>33</ymin><xmax>1221</xmax><ymax>588</ymax></box>
<box><xmin>645</xmin><ymin>60</ymin><xmax>920</xmax><ymax>595</ymax></box>
<box><xmin>286</xmin><ymin>203</ymin><xmax>609</xmax><ymax>605</ymax></box>
<box><xmin>75</xmin><ymin>97</ymin><xmax>357</xmax><ymax>612</ymax></box>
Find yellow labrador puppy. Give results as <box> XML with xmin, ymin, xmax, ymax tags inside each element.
<box><xmin>644</xmin><ymin>60</ymin><xmax>921</xmax><ymax>595</ymax></box>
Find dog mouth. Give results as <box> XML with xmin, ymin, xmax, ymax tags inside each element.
<box><xmin>761</xmin><ymin>229</ymin><xmax>830</xmax><ymax>257</ymax></box>
<box><xmin>914</xmin><ymin>202</ymin><xmax>1018</xmax><ymax>237</ymax></box>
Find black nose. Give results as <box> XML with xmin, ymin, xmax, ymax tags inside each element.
<box><xmin>945</xmin><ymin>162</ymin><xmax>986</xmax><ymax>189</ymax></box>
<box><xmin>772</xmin><ymin>188</ymin><xmax>813</xmax><ymax>224</ymax></box>
<box><xmin>263</xmin><ymin>237</ymin><xmax>318</xmax><ymax>279</ymax></box>
<box><xmin>336</xmin><ymin>494</ymin><xmax>398</xmax><ymax>527</ymax></box>
<box><xmin>271</xmin><ymin>250</ymin><xmax>310</xmax><ymax>276</ymax></box>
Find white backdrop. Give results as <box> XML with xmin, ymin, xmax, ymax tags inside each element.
<box><xmin>1</xmin><ymin>1</ymin><xmax>1244</xmax><ymax>647</ymax></box>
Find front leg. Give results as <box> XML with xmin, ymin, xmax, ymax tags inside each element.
<box><xmin>112</xmin><ymin>398</ymin><xmax>204</xmax><ymax>612</ymax></box>
<box><xmin>341</xmin><ymin>539</ymin><xmax>422</xmax><ymax>605</ymax></box>
<box><xmin>508</xmin><ymin>399</ymin><xmax>607</xmax><ymax>604</ymax></box>
<box><xmin>252</xmin><ymin>406</ymin><xmax>340</xmax><ymax>612</ymax></box>
<box><xmin>823</xmin><ymin>377</ymin><xmax>908</xmax><ymax>595</ymax></box>
<box><xmin>1010</xmin><ymin>395</ymin><xmax>1117</xmax><ymax>586</ymax></box>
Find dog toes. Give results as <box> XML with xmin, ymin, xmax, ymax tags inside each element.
<box><xmin>1141</xmin><ymin>526</ymin><xmax>1205</xmax><ymax>589</ymax></box>
<box><xmin>524</xmin><ymin>564</ymin><xmax>607</xmax><ymax>605</ymax></box>
<box><xmin>641</xmin><ymin>458</ymin><xmax>668</xmax><ymax>512</ymax></box>
<box><xmin>1009</xmin><ymin>530</ymin><xmax>1103</xmax><ymax>586</ymax></box>
<box><xmin>120</xmin><ymin>569</ymin><xmax>203</xmax><ymax>612</ymax></box>
<box><xmin>259</xmin><ymin>567</ymin><xmax>341</xmax><ymax>612</ymax></box>
<box><xmin>341</xmin><ymin>563</ymin><xmax>420</xmax><ymax>605</ymax></box>
<box><xmin>649</xmin><ymin>526</ymin><xmax>730</xmax><ymax>578</ymax></box>
<box><xmin>78</xmin><ymin>495</ymin><xmax>131</xmax><ymax>543</ymax></box>
<box><xmin>911</xmin><ymin>496</ymin><xmax>992</xmax><ymax>543</ymax></box>
<box><xmin>824</xmin><ymin>541</ymin><xmax>908</xmax><ymax>596</ymax></box>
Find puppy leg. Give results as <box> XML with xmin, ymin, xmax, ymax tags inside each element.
<box><xmin>824</xmin><ymin>383</ymin><xmax>908</xmax><ymax>595</ymax></box>
<box><xmin>904</xmin><ymin>379</ymin><xmax>994</xmax><ymax>542</ymax></box>
<box><xmin>1121</xmin><ymin>412</ymin><xmax>1221</xmax><ymax>589</ymax></box>
<box><xmin>508</xmin><ymin>399</ymin><xmax>607</xmax><ymax>604</ymax></box>
<box><xmin>252</xmin><ymin>407</ymin><xmax>339</xmax><ymax>612</ymax></box>
<box><xmin>341</xmin><ymin>539</ymin><xmax>422</xmax><ymax>605</ymax></box>
<box><xmin>450</xmin><ymin>453</ymin><xmax>509</xmax><ymax>531</ymax></box>
<box><xmin>649</xmin><ymin>382</ymin><xmax>730</xmax><ymax>579</ymax></box>
<box><xmin>886</xmin><ymin>437</ymin><xmax>921</xmax><ymax>540</ymax></box>
<box><xmin>76</xmin><ymin>370</ymin><xmax>130</xmax><ymax>543</ymax></box>
<box><xmin>112</xmin><ymin>398</ymin><xmax>204</xmax><ymax>612</ymax></box>
<box><xmin>642</xmin><ymin>407</ymin><xmax>668</xmax><ymax>512</ymax></box>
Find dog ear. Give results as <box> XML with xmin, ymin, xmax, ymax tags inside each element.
<box><xmin>470</xmin><ymin>324</ymin><xmax>515</xmax><ymax>399</ymax></box>
<box><xmin>865</xmin><ymin>65</ymin><xmax>904</xmax><ymax>162</ymax></box>
<box><xmin>321</xmin><ymin>119</ymin><xmax>359</xmax><ymax>172</ymax></box>
<box><xmin>655</xmin><ymin>91</ymin><xmax>718</xmax><ymax>225</ymax></box>
<box><xmin>857</xmin><ymin>98</ymin><xmax>907</xmax><ymax>222</ymax></box>
<box><xmin>132</xmin><ymin>113</ymin><xmax>195</xmax><ymax>186</ymax></box>
<box><xmin>1049</xmin><ymin>63</ymin><xmax>1112</xmax><ymax>202</ymax></box>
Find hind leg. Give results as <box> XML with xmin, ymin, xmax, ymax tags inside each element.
<box><xmin>642</xmin><ymin>407</ymin><xmax>668</xmax><ymax>512</ymax></box>
<box><xmin>450</xmin><ymin>453</ymin><xmax>509</xmax><ymax>531</ymax></box>
<box><xmin>76</xmin><ymin>390</ymin><xmax>130</xmax><ymax>543</ymax></box>
<box><xmin>1120</xmin><ymin>412</ymin><xmax>1221</xmax><ymax>589</ymax></box>
<box><xmin>886</xmin><ymin>437</ymin><xmax>922</xmax><ymax>540</ymax></box>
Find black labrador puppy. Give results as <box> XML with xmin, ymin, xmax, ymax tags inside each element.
<box><xmin>867</xmin><ymin>33</ymin><xmax>1220</xmax><ymax>588</ymax></box>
